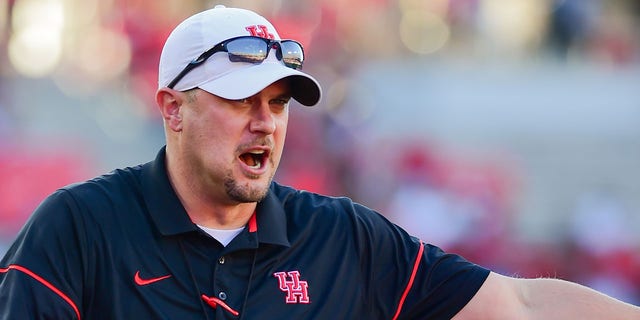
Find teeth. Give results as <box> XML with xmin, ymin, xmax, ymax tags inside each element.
<box><xmin>249</xmin><ymin>158</ymin><xmax>261</xmax><ymax>169</ymax></box>
<box><xmin>241</xmin><ymin>150</ymin><xmax>265</xmax><ymax>169</ymax></box>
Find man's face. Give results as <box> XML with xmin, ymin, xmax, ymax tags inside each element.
<box><xmin>178</xmin><ymin>79</ymin><xmax>291</xmax><ymax>204</ymax></box>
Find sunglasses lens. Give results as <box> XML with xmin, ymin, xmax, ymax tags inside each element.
<box><xmin>280</xmin><ymin>41</ymin><xmax>304</xmax><ymax>70</ymax></box>
<box><xmin>226</xmin><ymin>38</ymin><xmax>269</xmax><ymax>63</ymax></box>
<box><xmin>224</xmin><ymin>37</ymin><xmax>304</xmax><ymax>70</ymax></box>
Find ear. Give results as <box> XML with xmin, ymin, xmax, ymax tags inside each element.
<box><xmin>156</xmin><ymin>88</ymin><xmax>183</xmax><ymax>132</ymax></box>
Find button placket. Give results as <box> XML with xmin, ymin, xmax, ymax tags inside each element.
<box><xmin>213</xmin><ymin>255</ymin><xmax>230</xmax><ymax>310</ymax></box>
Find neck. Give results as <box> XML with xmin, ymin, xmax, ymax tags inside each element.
<box><xmin>188</xmin><ymin>202</ymin><xmax>256</xmax><ymax>229</ymax></box>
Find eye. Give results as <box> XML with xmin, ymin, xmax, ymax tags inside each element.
<box><xmin>271</xmin><ymin>97</ymin><xmax>291</xmax><ymax>107</ymax></box>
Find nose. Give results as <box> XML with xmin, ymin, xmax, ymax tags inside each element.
<box><xmin>249</xmin><ymin>101</ymin><xmax>276</xmax><ymax>134</ymax></box>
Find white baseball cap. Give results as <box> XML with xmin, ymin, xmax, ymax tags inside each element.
<box><xmin>158</xmin><ymin>5</ymin><xmax>322</xmax><ymax>106</ymax></box>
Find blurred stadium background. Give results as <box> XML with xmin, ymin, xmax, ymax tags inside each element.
<box><xmin>1</xmin><ymin>0</ymin><xmax>639</xmax><ymax>304</ymax></box>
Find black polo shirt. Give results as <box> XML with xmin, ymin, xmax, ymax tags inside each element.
<box><xmin>0</xmin><ymin>147</ymin><xmax>489</xmax><ymax>319</ymax></box>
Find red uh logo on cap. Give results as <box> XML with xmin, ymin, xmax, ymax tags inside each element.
<box><xmin>246</xmin><ymin>25</ymin><xmax>275</xmax><ymax>39</ymax></box>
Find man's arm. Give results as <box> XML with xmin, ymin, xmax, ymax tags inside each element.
<box><xmin>453</xmin><ymin>271</ymin><xmax>640</xmax><ymax>320</ymax></box>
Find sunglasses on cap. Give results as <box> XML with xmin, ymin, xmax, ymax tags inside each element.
<box><xmin>167</xmin><ymin>36</ymin><xmax>305</xmax><ymax>89</ymax></box>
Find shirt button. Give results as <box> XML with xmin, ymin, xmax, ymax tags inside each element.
<box><xmin>218</xmin><ymin>292</ymin><xmax>227</xmax><ymax>300</ymax></box>
<box><xmin>218</xmin><ymin>257</ymin><xmax>225</xmax><ymax>264</ymax></box>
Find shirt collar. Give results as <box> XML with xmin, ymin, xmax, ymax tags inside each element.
<box><xmin>140</xmin><ymin>147</ymin><xmax>290</xmax><ymax>247</ymax></box>
<box><xmin>140</xmin><ymin>146</ymin><xmax>196</xmax><ymax>236</ymax></box>
<box><xmin>255</xmin><ymin>186</ymin><xmax>290</xmax><ymax>247</ymax></box>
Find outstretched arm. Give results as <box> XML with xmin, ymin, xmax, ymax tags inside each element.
<box><xmin>453</xmin><ymin>271</ymin><xmax>640</xmax><ymax>320</ymax></box>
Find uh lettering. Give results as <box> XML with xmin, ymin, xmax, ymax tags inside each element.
<box><xmin>245</xmin><ymin>25</ymin><xmax>275</xmax><ymax>39</ymax></box>
<box><xmin>273</xmin><ymin>271</ymin><xmax>311</xmax><ymax>304</ymax></box>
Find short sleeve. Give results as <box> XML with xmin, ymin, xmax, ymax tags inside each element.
<box><xmin>351</xmin><ymin>202</ymin><xmax>490</xmax><ymax>319</ymax></box>
<box><xmin>0</xmin><ymin>189</ymin><xmax>86</xmax><ymax>319</ymax></box>
<box><xmin>396</xmin><ymin>242</ymin><xmax>490</xmax><ymax>319</ymax></box>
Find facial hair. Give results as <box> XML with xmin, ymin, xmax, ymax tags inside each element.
<box><xmin>222</xmin><ymin>159</ymin><xmax>276</xmax><ymax>203</ymax></box>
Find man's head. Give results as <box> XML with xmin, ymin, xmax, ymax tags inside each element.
<box><xmin>156</xmin><ymin>5</ymin><xmax>321</xmax><ymax>206</ymax></box>
<box><xmin>158</xmin><ymin>5</ymin><xmax>321</xmax><ymax>107</ymax></box>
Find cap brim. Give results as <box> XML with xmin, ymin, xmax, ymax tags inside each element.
<box><xmin>198</xmin><ymin>62</ymin><xmax>321</xmax><ymax>107</ymax></box>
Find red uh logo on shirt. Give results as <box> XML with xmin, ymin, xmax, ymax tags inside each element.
<box><xmin>273</xmin><ymin>271</ymin><xmax>310</xmax><ymax>304</ymax></box>
<box><xmin>246</xmin><ymin>25</ymin><xmax>275</xmax><ymax>39</ymax></box>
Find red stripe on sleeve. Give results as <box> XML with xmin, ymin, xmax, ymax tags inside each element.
<box><xmin>1</xmin><ymin>264</ymin><xmax>81</xmax><ymax>320</ymax></box>
<box><xmin>392</xmin><ymin>241</ymin><xmax>425</xmax><ymax>320</ymax></box>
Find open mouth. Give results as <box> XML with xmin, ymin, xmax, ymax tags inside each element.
<box><xmin>239</xmin><ymin>150</ymin><xmax>268</xmax><ymax>170</ymax></box>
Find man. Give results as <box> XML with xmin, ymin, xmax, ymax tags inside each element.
<box><xmin>1</xmin><ymin>5</ymin><xmax>638</xmax><ymax>320</ymax></box>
